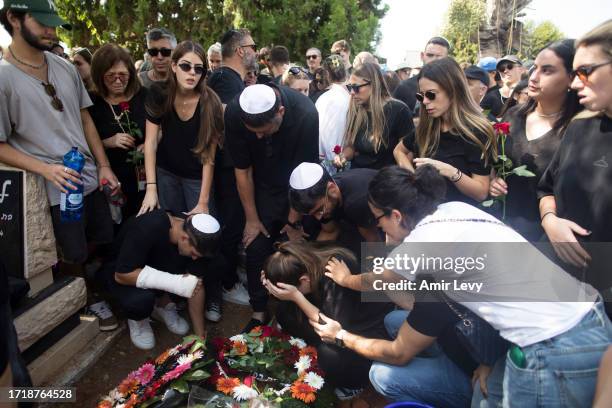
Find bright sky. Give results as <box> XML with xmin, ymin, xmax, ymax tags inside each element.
<box><xmin>377</xmin><ymin>0</ymin><xmax>612</xmax><ymax>67</ymax></box>
<box><xmin>1</xmin><ymin>0</ymin><xmax>611</xmax><ymax>60</ymax></box>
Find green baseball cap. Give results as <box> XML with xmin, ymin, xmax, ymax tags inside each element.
<box><xmin>3</xmin><ymin>0</ymin><xmax>72</xmax><ymax>30</ymax></box>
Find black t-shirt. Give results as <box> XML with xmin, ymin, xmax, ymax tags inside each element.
<box><xmin>403</xmin><ymin>128</ymin><xmax>491</xmax><ymax>205</ymax></box>
<box><xmin>481</xmin><ymin>86</ymin><xmax>504</xmax><ymax>118</ymax></box>
<box><xmin>329</xmin><ymin>168</ymin><xmax>377</xmax><ymax>229</ymax></box>
<box><xmin>111</xmin><ymin>209</ymin><xmax>188</xmax><ymax>275</ymax></box>
<box><xmin>0</xmin><ymin>261</ymin><xmax>9</xmax><ymax>374</ymax></box>
<box><xmin>225</xmin><ymin>85</ymin><xmax>319</xmax><ymax>200</ymax></box>
<box><xmin>406</xmin><ymin>294</ymin><xmax>478</xmax><ymax>375</ymax></box>
<box><xmin>352</xmin><ymin>99</ymin><xmax>414</xmax><ymax>170</ymax></box>
<box><xmin>207</xmin><ymin>66</ymin><xmax>246</xmax><ymax>170</ymax></box>
<box><xmin>392</xmin><ymin>76</ymin><xmax>418</xmax><ymax>112</ymax></box>
<box><xmin>309</xmin><ymin>88</ymin><xmax>328</xmax><ymax>104</ymax></box>
<box><xmin>503</xmin><ymin>107</ymin><xmax>562</xmax><ymax>240</ymax></box>
<box><xmin>146</xmin><ymin>85</ymin><xmax>203</xmax><ymax>179</ymax></box>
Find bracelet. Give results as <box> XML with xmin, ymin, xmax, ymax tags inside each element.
<box><xmin>450</xmin><ymin>169</ymin><xmax>463</xmax><ymax>183</ymax></box>
<box><xmin>541</xmin><ymin>211</ymin><xmax>556</xmax><ymax>222</ymax></box>
<box><xmin>99</xmin><ymin>164</ymin><xmax>111</xmax><ymax>168</ymax></box>
<box><xmin>146</xmin><ymin>182</ymin><xmax>157</xmax><ymax>185</ymax></box>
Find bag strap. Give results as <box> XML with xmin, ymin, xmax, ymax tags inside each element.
<box><xmin>436</xmin><ymin>290</ymin><xmax>472</xmax><ymax>325</ymax></box>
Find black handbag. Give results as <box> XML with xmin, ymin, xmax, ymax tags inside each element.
<box><xmin>441</xmin><ymin>294</ymin><xmax>509</xmax><ymax>366</ymax></box>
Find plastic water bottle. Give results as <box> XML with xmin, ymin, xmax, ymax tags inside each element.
<box><xmin>101</xmin><ymin>178</ymin><xmax>125</xmax><ymax>224</ymax></box>
<box><xmin>60</xmin><ymin>147</ymin><xmax>85</xmax><ymax>222</ymax></box>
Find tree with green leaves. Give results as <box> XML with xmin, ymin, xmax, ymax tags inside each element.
<box><xmin>522</xmin><ymin>21</ymin><xmax>564</xmax><ymax>60</ymax></box>
<box><xmin>443</xmin><ymin>0</ymin><xmax>486</xmax><ymax>64</ymax></box>
<box><xmin>54</xmin><ymin>0</ymin><xmax>387</xmax><ymax>63</ymax></box>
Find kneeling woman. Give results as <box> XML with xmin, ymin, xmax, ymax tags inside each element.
<box><xmin>262</xmin><ymin>241</ymin><xmax>392</xmax><ymax>397</ymax></box>
<box><xmin>315</xmin><ymin>165</ymin><xmax>611</xmax><ymax>407</ymax></box>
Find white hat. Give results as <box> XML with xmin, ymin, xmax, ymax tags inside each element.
<box><xmin>394</xmin><ymin>61</ymin><xmax>411</xmax><ymax>71</ymax></box>
<box><xmin>239</xmin><ymin>84</ymin><xmax>276</xmax><ymax>114</ymax></box>
<box><xmin>289</xmin><ymin>162</ymin><xmax>324</xmax><ymax>190</ymax></box>
<box><xmin>191</xmin><ymin>214</ymin><xmax>221</xmax><ymax>233</ymax></box>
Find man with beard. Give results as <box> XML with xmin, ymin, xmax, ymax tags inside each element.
<box><xmin>138</xmin><ymin>27</ymin><xmax>176</xmax><ymax>89</ymax></box>
<box><xmin>0</xmin><ymin>0</ymin><xmax>120</xmax><ymax>328</ymax></box>
<box><xmin>204</xmin><ymin>28</ymin><xmax>258</xmax><ymax>320</ymax></box>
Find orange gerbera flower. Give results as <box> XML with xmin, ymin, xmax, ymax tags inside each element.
<box><xmin>97</xmin><ymin>401</ymin><xmax>112</xmax><ymax>408</ymax></box>
<box><xmin>291</xmin><ymin>380</ymin><xmax>316</xmax><ymax>403</ymax></box>
<box><xmin>123</xmin><ymin>394</ymin><xmax>139</xmax><ymax>408</ymax></box>
<box><xmin>155</xmin><ymin>349</ymin><xmax>171</xmax><ymax>365</ymax></box>
<box><xmin>299</xmin><ymin>346</ymin><xmax>317</xmax><ymax>360</ymax></box>
<box><xmin>233</xmin><ymin>341</ymin><xmax>248</xmax><ymax>356</ymax></box>
<box><xmin>117</xmin><ymin>377</ymin><xmax>139</xmax><ymax>395</ymax></box>
<box><xmin>250</xmin><ymin>326</ymin><xmax>262</xmax><ymax>334</ymax></box>
<box><xmin>217</xmin><ymin>377</ymin><xmax>241</xmax><ymax>395</ymax></box>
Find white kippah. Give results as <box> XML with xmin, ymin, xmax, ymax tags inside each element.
<box><xmin>239</xmin><ymin>84</ymin><xmax>276</xmax><ymax>114</ymax></box>
<box><xmin>290</xmin><ymin>162</ymin><xmax>324</xmax><ymax>190</ymax></box>
<box><xmin>191</xmin><ymin>214</ymin><xmax>221</xmax><ymax>233</ymax></box>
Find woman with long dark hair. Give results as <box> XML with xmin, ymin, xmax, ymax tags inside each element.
<box><xmin>335</xmin><ymin>62</ymin><xmax>413</xmax><ymax>170</ymax></box>
<box><xmin>138</xmin><ymin>41</ymin><xmax>224</xmax><ymax>217</ymax></box>
<box><xmin>262</xmin><ymin>241</ymin><xmax>391</xmax><ymax>400</ymax></box>
<box><xmin>489</xmin><ymin>40</ymin><xmax>582</xmax><ymax>240</ymax></box>
<box><xmin>394</xmin><ymin>57</ymin><xmax>496</xmax><ymax>205</ymax></box>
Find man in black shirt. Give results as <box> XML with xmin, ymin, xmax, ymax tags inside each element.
<box><xmin>225</xmin><ymin>84</ymin><xmax>318</xmax><ymax>331</ymax></box>
<box><xmin>206</xmin><ymin>28</ymin><xmax>256</xmax><ymax>317</ymax></box>
<box><xmin>268</xmin><ymin>46</ymin><xmax>290</xmax><ymax>85</ymax></box>
<box><xmin>478</xmin><ymin>56</ymin><xmax>504</xmax><ymax>118</ymax></box>
<box><xmin>103</xmin><ymin>210</ymin><xmax>223</xmax><ymax>349</ymax></box>
<box><xmin>393</xmin><ymin>37</ymin><xmax>450</xmax><ymax>112</ymax></box>
<box><xmin>464</xmin><ymin>65</ymin><xmax>498</xmax><ymax>122</ymax></box>
<box><xmin>288</xmin><ymin>163</ymin><xmax>381</xmax><ymax>247</ymax></box>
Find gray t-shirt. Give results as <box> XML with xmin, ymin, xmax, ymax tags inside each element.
<box><xmin>0</xmin><ymin>52</ymin><xmax>97</xmax><ymax>206</ymax></box>
<box><xmin>138</xmin><ymin>70</ymin><xmax>157</xmax><ymax>90</ymax></box>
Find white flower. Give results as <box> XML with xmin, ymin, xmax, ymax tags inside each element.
<box><xmin>294</xmin><ymin>355</ymin><xmax>311</xmax><ymax>375</ymax></box>
<box><xmin>168</xmin><ymin>345</ymin><xmax>181</xmax><ymax>356</ymax></box>
<box><xmin>230</xmin><ymin>334</ymin><xmax>247</xmax><ymax>343</ymax></box>
<box><xmin>289</xmin><ymin>337</ymin><xmax>307</xmax><ymax>349</ymax></box>
<box><xmin>232</xmin><ymin>384</ymin><xmax>259</xmax><ymax>401</ymax></box>
<box><xmin>304</xmin><ymin>372</ymin><xmax>325</xmax><ymax>390</ymax></box>
<box><xmin>273</xmin><ymin>385</ymin><xmax>291</xmax><ymax>397</ymax></box>
<box><xmin>115</xmin><ymin>404</ymin><xmax>126</xmax><ymax>408</ymax></box>
<box><xmin>108</xmin><ymin>388</ymin><xmax>122</xmax><ymax>401</ymax></box>
<box><xmin>177</xmin><ymin>353</ymin><xmax>196</xmax><ymax>366</ymax></box>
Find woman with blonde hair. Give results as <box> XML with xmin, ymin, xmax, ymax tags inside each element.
<box><xmin>280</xmin><ymin>65</ymin><xmax>310</xmax><ymax>96</ymax></box>
<box><xmin>394</xmin><ymin>57</ymin><xmax>496</xmax><ymax>204</ymax></box>
<box><xmin>336</xmin><ymin>62</ymin><xmax>414</xmax><ymax>170</ymax></box>
<box><xmin>538</xmin><ymin>19</ymin><xmax>612</xmax><ymax>314</ymax></box>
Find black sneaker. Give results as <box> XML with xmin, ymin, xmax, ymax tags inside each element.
<box><xmin>241</xmin><ymin>313</ymin><xmax>269</xmax><ymax>333</ymax></box>
<box><xmin>205</xmin><ymin>301</ymin><xmax>222</xmax><ymax>322</ymax></box>
<box><xmin>88</xmin><ymin>301</ymin><xmax>119</xmax><ymax>331</ymax></box>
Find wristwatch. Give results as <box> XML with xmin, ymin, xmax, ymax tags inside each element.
<box><xmin>335</xmin><ymin>329</ymin><xmax>347</xmax><ymax>348</ymax></box>
<box><xmin>287</xmin><ymin>220</ymin><xmax>302</xmax><ymax>229</ymax></box>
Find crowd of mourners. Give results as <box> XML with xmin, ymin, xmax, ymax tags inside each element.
<box><xmin>1</xmin><ymin>0</ymin><xmax>612</xmax><ymax>406</ymax></box>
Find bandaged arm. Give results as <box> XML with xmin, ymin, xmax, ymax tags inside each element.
<box><xmin>135</xmin><ymin>266</ymin><xmax>199</xmax><ymax>298</ymax></box>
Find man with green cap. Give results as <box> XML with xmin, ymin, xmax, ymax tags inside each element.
<box><xmin>0</xmin><ymin>0</ymin><xmax>121</xmax><ymax>330</ymax></box>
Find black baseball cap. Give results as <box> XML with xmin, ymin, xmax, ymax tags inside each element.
<box><xmin>3</xmin><ymin>0</ymin><xmax>71</xmax><ymax>30</ymax></box>
<box><xmin>464</xmin><ymin>65</ymin><xmax>490</xmax><ymax>87</ymax></box>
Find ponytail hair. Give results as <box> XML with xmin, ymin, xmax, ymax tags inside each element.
<box><xmin>368</xmin><ymin>165</ymin><xmax>445</xmax><ymax>230</ymax></box>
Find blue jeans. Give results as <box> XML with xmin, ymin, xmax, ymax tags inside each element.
<box><xmin>503</xmin><ymin>301</ymin><xmax>612</xmax><ymax>407</ymax></box>
<box><xmin>471</xmin><ymin>357</ymin><xmax>505</xmax><ymax>408</ymax></box>
<box><xmin>369</xmin><ymin>310</ymin><xmax>473</xmax><ymax>407</ymax></box>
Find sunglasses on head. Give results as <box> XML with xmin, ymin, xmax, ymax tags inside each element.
<box><xmin>498</xmin><ymin>63</ymin><xmax>515</xmax><ymax>72</ymax></box>
<box><xmin>288</xmin><ymin>66</ymin><xmax>308</xmax><ymax>75</ymax></box>
<box><xmin>42</xmin><ymin>82</ymin><xmax>64</xmax><ymax>112</ymax></box>
<box><xmin>571</xmin><ymin>61</ymin><xmax>612</xmax><ymax>83</ymax></box>
<box><xmin>346</xmin><ymin>81</ymin><xmax>371</xmax><ymax>93</ymax></box>
<box><xmin>306</xmin><ymin>54</ymin><xmax>319</xmax><ymax>60</ymax></box>
<box><xmin>178</xmin><ymin>62</ymin><xmax>205</xmax><ymax>76</ymax></box>
<box><xmin>415</xmin><ymin>90</ymin><xmax>436</xmax><ymax>102</ymax></box>
<box><xmin>148</xmin><ymin>47</ymin><xmax>172</xmax><ymax>57</ymax></box>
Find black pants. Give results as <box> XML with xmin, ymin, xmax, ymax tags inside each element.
<box><xmin>276</xmin><ymin>301</ymin><xmax>372</xmax><ymax>389</ymax></box>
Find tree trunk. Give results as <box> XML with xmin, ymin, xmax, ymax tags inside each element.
<box><xmin>479</xmin><ymin>0</ymin><xmax>532</xmax><ymax>57</ymax></box>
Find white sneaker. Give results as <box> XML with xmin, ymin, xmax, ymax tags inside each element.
<box><xmin>127</xmin><ymin>319</ymin><xmax>155</xmax><ymax>350</ymax></box>
<box><xmin>222</xmin><ymin>282</ymin><xmax>250</xmax><ymax>305</ymax></box>
<box><xmin>205</xmin><ymin>301</ymin><xmax>222</xmax><ymax>322</ymax></box>
<box><xmin>152</xmin><ymin>302</ymin><xmax>189</xmax><ymax>335</ymax></box>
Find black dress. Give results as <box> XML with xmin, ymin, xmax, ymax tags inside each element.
<box><xmin>89</xmin><ymin>88</ymin><xmax>147</xmax><ymax>219</ymax></box>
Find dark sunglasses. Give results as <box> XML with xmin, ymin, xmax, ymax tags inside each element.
<box><xmin>346</xmin><ymin>81</ymin><xmax>371</xmax><ymax>93</ymax></box>
<box><xmin>240</xmin><ymin>44</ymin><xmax>257</xmax><ymax>52</ymax></box>
<box><xmin>415</xmin><ymin>90</ymin><xmax>436</xmax><ymax>102</ymax></box>
<box><xmin>147</xmin><ymin>48</ymin><xmax>172</xmax><ymax>57</ymax></box>
<box><xmin>42</xmin><ymin>82</ymin><xmax>64</xmax><ymax>112</ymax></box>
<box><xmin>571</xmin><ymin>61</ymin><xmax>612</xmax><ymax>83</ymax></box>
<box><xmin>306</xmin><ymin>55</ymin><xmax>319</xmax><ymax>60</ymax></box>
<box><xmin>288</xmin><ymin>66</ymin><xmax>308</xmax><ymax>75</ymax></box>
<box><xmin>178</xmin><ymin>62</ymin><xmax>205</xmax><ymax>76</ymax></box>
<box><xmin>498</xmin><ymin>63</ymin><xmax>515</xmax><ymax>72</ymax></box>
<box><xmin>375</xmin><ymin>212</ymin><xmax>387</xmax><ymax>223</ymax></box>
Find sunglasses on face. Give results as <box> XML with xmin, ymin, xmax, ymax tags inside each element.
<box><xmin>571</xmin><ymin>61</ymin><xmax>612</xmax><ymax>83</ymax></box>
<box><xmin>147</xmin><ymin>48</ymin><xmax>172</xmax><ymax>57</ymax></box>
<box><xmin>374</xmin><ymin>212</ymin><xmax>387</xmax><ymax>224</ymax></box>
<box><xmin>240</xmin><ymin>44</ymin><xmax>257</xmax><ymax>52</ymax></box>
<box><xmin>346</xmin><ymin>81</ymin><xmax>371</xmax><ymax>93</ymax></box>
<box><xmin>178</xmin><ymin>62</ymin><xmax>205</xmax><ymax>76</ymax></box>
<box><xmin>42</xmin><ymin>82</ymin><xmax>64</xmax><ymax>112</ymax></box>
<box><xmin>498</xmin><ymin>63</ymin><xmax>515</xmax><ymax>72</ymax></box>
<box><xmin>104</xmin><ymin>72</ymin><xmax>129</xmax><ymax>82</ymax></box>
<box><xmin>415</xmin><ymin>90</ymin><xmax>436</xmax><ymax>102</ymax></box>
<box><xmin>306</xmin><ymin>55</ymin><xmax>319</xmax><ymax>60</ymax></box>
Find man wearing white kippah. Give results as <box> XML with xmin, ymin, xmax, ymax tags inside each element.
<box><xmin>99</xmin><ymin>209</ymin><xmax>223</xmax><ymax>349</ymax></box>
<box><xmin>225</xmin><ymin>83</ymin><xmax>319</xmax><ymax>332</ymax></box>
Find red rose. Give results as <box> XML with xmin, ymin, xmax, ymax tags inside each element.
<box><xmin>493</xmin><ymin>122</ymin><xmax>510</xmax><ymax>135</ymax></box>
<box><xmin>261</xmin><ymin>325</ymin><xmax>274</xmax><ymax>338</ymax></box>
<box><xmin>244</xmin><ymin>376</ymin><xmax>255</xmax><ymax>387</ymax></box>
<box><xmin>119</xmin><ymin>102</ymin><xmax>130</xmax><ymax>112</ymax></box>
<box><xmin>332</xmin><ymin>145</ymin><xmax>342</xmax><ymax>154</ymax></box>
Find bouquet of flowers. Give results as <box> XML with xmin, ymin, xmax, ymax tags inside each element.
<box><xmin>210</xmin><ymin>326</ymin><xmax>332</xmax><ymax>407</ymax></box>
<box><xmin>98</xmin><ymin>336</ymin><xmax>211</xmax><ymax>408</ymax></box>
<box><xmin>482</xmin><ymin>122</ymin><xmax>535</xmax><ymax>219</ymax></box>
